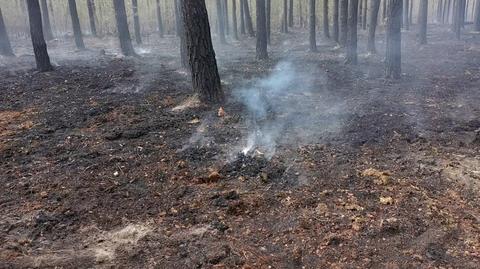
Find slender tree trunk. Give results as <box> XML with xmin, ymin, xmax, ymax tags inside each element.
<box><xmin>323</xmin><ymin>0</ymin><xmax>330</xmax><ymax>38</ymax></box>
<box><xmin>367</xmin><ymin>0</ymin><xmax>381</xmax><ymax>53</ymax></box>
<box><xmin>362</xmin><ymin>0</ymin><xmax>367</xmax><ymax>29</ymax></box>
<box><xmin>300</xmin><ymin>0</ymin><xmax>304</xmax><ymax>27</ymax></box>
<box><xmin>26</xmin><ymin>0</ymin><xmax>53</xmax><ymax>71</ymax></box>
<box><xmin>224</xmin><ymin>0</ymin><xmax>230</xmax><ymax>35</ymax></box>
<box><xmin>359</xmin><ymin>0</ymin><xmax>363</xmax><ymax>25</ymax></box>
<box><xmin>232</xmin><ymin>0</ymin><xmax>239</xmax><ymax>39</ymax></box>
<box><xmin>156</xmin><ymin>0</ymin><xmax>164</xmax><ymax>37</ymax></box>
<box><xmin>339</xmin><ymin>0</ymin><xmax>349</xmax><ymax>46</ymax></box>
<box><xmin>217</xmin><ymin>0</ymin><xmax>227</xmax><ymax>43</ymax></box>
<box><xmin>244</xmin><ymin>0</ymin><xmax>255</xmax><ymax>36</ymax></box>
<box><xmin>409</xmin><ymin>0</ymin><xmax>413</xmax><ymax>24</ymax></box>
<box><xmin>40</xmin><ymin>0</ymin><xmax>54</xmax><ymax>40</ymax></box>
<box><xmin>475</xmin><ymin>0</ymin><xmax>480</xmax><ymax>31</ymax></box>
<box><xmin>180</xmin><ymin>0</ymin><xmax>224</xmax><ymax>103</ymax></box>
<box><xmin>0</xmin><ymin>8</ymin><xmax>14</xmax><ymax>56</ymax></box>
<box><xmin>437</xmin><ymin>0</ymin><xmax>443</xmax><ymax>22</ymax></box>
<box><xmin>174</xmin><ymin>0</ymin><xmax>181</xmax><ymax>36</ymax></box>
<box><xmin>289</xmin><ymin>0</ymin><xmax>294</xmax><ymax>27</ymax></box>
<box><xmin>266</xmin><ymin>0</ymin><xmax>271</xmax><ymax>43</ymax></box>
<box><xmin>113</xmin><ymin>0</ymin><xmax>136</xmax><ymax>56</ymax></box>
<box><xmin>446</xmin><ymin>0</ymin><xmax>451</xmax><ymax>23</ymax></box>
<box><xmin>333</xmin><ymin>0</ymin><xmax>340</xmax><ymax>42</ymax></box>
<box><xmin>177</xmin><ymin>0</ymin><xmax>188</xmax><ymax>68</ymax></box>
<box><xmin>418</xmin><ymin>0</ymin><xmax>428</xmax><ymax>44</ymax></box>
<box><xmin>240</xmin><ymin>0</ymin><xmax>246</xmax><ymax>34</ymax></box>
<box><xmin>385</xmin><ymin>0</ymin><xmax>402</xmax><ymax>79</ymax></box>
<box><xmin>68</xmin><ymin>0</ymin><xmax>85</xmax><ymax>49</ymax></box>
<box><xmin>256</xmin><ymin>0</ymin><xmax>268</xmax><ymax>59</ymax></box>
<box><xmin>282</xmin><ymin>0</ymin><xmax>289</xmax><ymax>32</ymax></box>
<box><xmin>403</xmin><ymin>0</ymin><xmax>409</xmax><ymax>30</ymax></box>
<box><xmin>346</xmin><ymin>0</ymin><xmax>359</xmax><ymax>64</ymax></box>
<box><xmin>383</xmin><ymin>0</ymin><xmax>387</xmax><ymax>20</ymax></box>
<box><xmin>453</xmin><ymin>0</ymin><xmax>463</xmax><ymax>39</ymax></box>
<box><xmin>87</xmin><ymin>0</ymin><xmax>97</xmax><ymax>37</ymax></box>
<box><xmin>309</xmin><ymin>0</ymin><xmax>317</xmax><ymax>51</ymax></box>
<box><xmin>131</xmin><ymin>0</ymin><xmax>142</xmax><ymax>44</ymax></box>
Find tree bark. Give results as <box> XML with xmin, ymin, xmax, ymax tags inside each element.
<box><xmin>244</xmin><ymin>0</ymin><xmax>255</xmax><ymax>36</ymax></box>
<box><xmin>266</xmin><ymin>0</ymin><xmax>271</xmax><ymax>43</ymax></box>
<box><xmin>68</xmin><ymin>0</ymin><xmax>85</xmax><ymax>49</ymax></box>
<box><xmin>309</xmin><ymin>0</ymin><xmax>317</xmax><ymax>51</ymax></box>
<box><xmin>436</xmin><ymin>0</ymin><xmax>443</xmax><ymax>22</ymax></box>
<box><xmin>240</xmin><ymin>0</ymin><xmax>246</xmax><ymax>34</ymax></box>
<box><xmin>174</xmin><ymin>0</ymin><xmax>181</xmax><ymax>36</ymax></box>
<box><xmin>0</xmin><ymin>8</ymin><xmax>14</xmax><ymax>56</ymax></box>
<box><xmin>40</xmin><ymin>0</ymin><xmax>54</xmax><ymax>40</ymax></box>
<box><xmin>359</xmin><ymin>0</ymin><xmax>363</xmax><ymax>26</ymax></box>
<box><xmin>282</xmin><ymin>0</ymin><xmax>289</xmax><ymax>32</ymax></box>
<box><xmin>156</xmin><ymin>0</ymin><xmax>164</xmax><ymax>38</ymax></box>
<box><xmin>26</xmin><ymin>0</ymin><xmax>53</xmax><ymax>71</ymax></box>
<box><xmin>232</xmin><ymin>0</ymin><xmax>239</xmax><ymax>39</ymax></box>
<box><xmin>333</xmin><ymin>0</ymin><xmax>339</xmax><ymax>42</ymax></box>
<box><xmin>256</xmin><ymin>0</ymin><xmax>268</xmax><ymax>59</ymax></box>
<box><xmin>346</xmin><ymin>0</ymin><xmax>359</xmax><ymax>64</ymax></box>
<box><xmin>177</xmin><ymin>0</ymin><xmax>188</xmax><ymax>68</ymax></box>
<box><xmin>339</xmin><ymin>0</ymin><xmax>349</xmax><ymax>46</ymax></box>
<box><xmin>382</xmin><ymin>0</ymin><xmax>387</xmax><ymax>21</ymax></box>
<box><xmin>385</xmin><ymin>0</ymin><xmax>402</xmax><ymax>79</ymax></box>
<box><xmin>402</xmin><ymin>0</ymin><xmax>409</xmax><ymax>30</ymax></box>
<box><xmin>289</xmin><ymin>0</ymin><xmax>294</xmax><ymax>27</ymax></box>
<box><xmin>131</xmin><ymin>0</ymin><xmax>142</xmax><ymax>44</ymax></box>
<box><xmin>180</xmin><ymin>0</ymin><xmax>224</xmax><ymax>103</ymax></box>
<box><xmin>216</xmin><ymin>0</ymin><xmax>227</xmax><ymax>44</ymax></box>
<box><xmin>113</xmin><ymin>0</ymin><xmax>136</xmax><ymax>56</ymax></box>
<box><xmin>224</xmin><ymin>0</ymin><xmax>230</xmax><ymax>35</ymax></box>
<box><xmin>323</xmin><ymin>0</ymin><xmax>330</xmax><ymax>38</ymax></box>
<box><xmin>418</xmin><ymin>0</ymin><xmax>428</xmax><ymax>44</ymax></box>
<box><xmin>475</xmin><ymin>0</ymin><xmax>480</xmax><ymax>31</ymax></box>
<box><xmin>367</xmin><ymin>0</ymin><xmax>380</xmax><ymax>53</ymax></box>
<box><xmin>362</xmin><ymin>0</ymin><xmax>367</xmax><ymax>29</ymax></box>
<box><xmin>87</xmin><ymin>0</ymin><xmax>97</xmax><ymax>37</ymax></box>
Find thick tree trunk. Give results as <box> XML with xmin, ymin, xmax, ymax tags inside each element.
<box><xmin>87</xmin><ymin>0</ymin><xmax>97</xmax><ymax>37</ymax></box>
<box><xmin>26</xmin><ymin>0</ymin><xmax>53</xmax><ymax>71</ymax></box>
<box><xmin>282</xmin><ymin>0</ymin><xmax>289</xmax><ymax>32</ymax></box>
<box><xmin>475</xmin><ymin>0</ymin><xmax>480</xmax><ymax>31</ymax></box>
<box><xmin>232</xmin><ymin>0</ymin><xmax>239</xmax><ymax>40</ymax></box>
<box><xmin>323</xmin><ymin>0</ymin><xmax>330</xmax><ymax>38</ymax></box>
<box><xmin>309</xmin><ymin>0</ymin><xmax>317</xmax><ymax>51</ymax></box>
<box><xmin>40</xmin><ymin>0</ymin><xmax>54</xmax><ymax>40</ymax></box>
<box><xmin>367</xmin><ymin>0</ymin><xmax>381</xmax><ymax>53</ymax></box>
<box><xmin>267</xmin><ymin>0</ymin><xmax>271</xmax><ymax>43</ymax></box>
<box><xmin>156</xmin><ymin>0</ymin><xmax>164</xmax><ymax>37</ymax></box>
<box><xmin>333</xmin><ymin>0</ymin><xmax>339</xmax><ymax>42</ymax></box>
<box><xmin>346</xmin><ymin>0</ymin><xmax>359</xmax><ymax>64</ymax></box>
<box><xmin>68</xmin><ymin>0</ymin><xmax>85</xmax><ymax>49</ymax></box>
<box><xmin>385</xmin><ymin>0</ymin><xmax>402</xmax><ymax>79</ymax></box>
<box><xmin>289</xmin><ymin>0</ymin><xmax>294</xmax><ymax>27</ymax></box>
<box><xmin>362</xmin><ymin>0</ymin><xmax>367</xmax><ymax>29</ymax></box>
<box><xmin>240</xmin><ymin>0</ymin><xmax>246</xmax><ymax>34</ymax></box>
<box><xmin>403</xmin><ymin>0</ymin><xmax>409</xmax><ymax>30</ymax></box>
<box><xmin>131</xmin><ymin>0</ymin><xmax>142</xmax><ymax>44</ymax></box>
<box><xmin>418</xmin><ymin>0</ymin><xmax>428</xmax><ymax>44</ymax></box>
<box><xmin>0</xmin><ymin>8</ymin><xmax>14</xmax><ymax>56</ymax></box>
<box><xmin>339</xmin><ymin>0</ymin><xmax>349</xmax><ymax>46</ymax></box>
<box><xmin>180</xmin><ymin>0</ymin><xmax>224</xmax><ymax>103</ymax></box>
<box><xmin>244</xmin><ymin>0</ymin><xmax>255</xmax><ymax>36</ymax></box>
<box><xmin>256</xmin><ymin>0</ymin><xmax>268</xmax><ymax>59</ymax></box>
<box><xmin>113</xmin><ymin>0</ymin><xmax>136</xmax><ymax>56</ymax></box>
<box><xmin>216</xmin><ymin>0</ymin><xmax>227</xmax><ymax>44</ymax></box>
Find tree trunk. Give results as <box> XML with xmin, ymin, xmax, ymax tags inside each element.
<box><xmin>359</xmin><ymin>0</ymin><xmax>363</xmax><ymax>26</ymax></box>
<box><xmin>436</xmin><ymin>0</ymin><xmax>443</xmax><ymax>22</ymax></box>
<box><xmin>333</xmin><ymin>0</ymin><xmax>339</xmax><ymax>42</ymax></box>
<box><xmin>40</xmin><ymin>0</ymin><xmax>54</xmax><ymax>40</ymax></box>
<box><xmin>282</xmin><ymin>0</ymin><xmax>289</xmax><ymax>32</ymax></box>
<box><xmin>309</xmin><ymin>0</ymin><xmax>317</xmax><ymax>51</ymax></box>
<box><xmin>475</xmin><ymin>0</ymin><xmax>480</xmax><ymax>31</ymax></box>
<box><xmin>385</xmin><ymin>0</ymin><xmax>402</xmax><ymax>79</ymax></box>
<box><xmin>289</xmin><ymin>0</ymin><xmax>294</xmax><ymax>27</ymax></box>
<box><xmin>256</xmin><ymin>0</ymin><xmax>268</xmax><ymax>59</ymax></box>
<box><xmin>382</xmin><ymin>0</ymin><xmax>387</xmax><ymax>21</ymax></box>
<box><xmin>403</xmin><ymin>0</ymin><xmax>409</xmax><ymax>30</ymax></box>
<box><xmin>156</xmin><ymin>0</ymin><xmax>164</xmax><ymax>37</ymax></box>
<box><xmin>87</xmin><ymin>0</ymin><xmax>97</xmax><ymax>37</ymax></box>
<box><xmin>177</xmin><ymin>0</ymin><xmax>188</xmax><ymax>68</ymax></box>
<box><xmin>323</xmin><ymin>0</ymin><xmax>330</xmax><ymax>38</ymax></box>
<box><xmin>131</xmin><ymin>0</ymin><xmax>142</xmax><ymax>44</ymax></box>
<box><xmin>26</xmin><ymin>0</ymin><xmax>53</xmax><ymax>71</ymax></box>
<box><xmin>0</xmin><ymin>8</ymin><xmax>14</xmax><ymax>56</ymax></box>
<box><xmin>367</xmin><ymin>0</ymin><xmax>381</xmax><ymax>53</ymax></box>
<box><xmin>180</xmin><ymin>0</ymin><xmax>224</xmax><ymax>103</ymax></box>
<box><xmin>266</xmin><ymin>0</ymin><xmax>271</xmax><ymax>43</ymax></box>
<box><xmin>409</xmin><ymin>0</ymin><xmax>413</xmax><ymax>24</ymax></box>
<box><xmin>339</xmin><ymin>0</ymin><xmax>349</xmax><ymax>46</ymax></box>
<box><xmin>453</xmin><ymin>0</ymin><xmax>463</xmax><ymax>39</ymax></box>
<box><xmin>174</xmin><ymin>0</ymin><xmax>181</xmax><ymax>36</ymax></box>
<box><xmin>216</xmin><ymin>0</ymin><xmax>227</xmax><ymax>43</ymax></box>
<box><xmin>68</xmin><ymin>0</ymin><xmax>85</xmax><ymax>49</ymax></box>
<box><xmin>244</xmin><ymin>0</ymin><xmax>255</xmax><ymax>36</ymax></box>
<box><xmin>232</xmin><ymin>0</ymin><xmax>239</xmax><ymax>39</ymax></box>
<box><xmin>113</xmin><ymin>0</ymin><xmax>136</xmax><ymax>56</ymax></box>
<box><xmin>240</xmin><ymin>0</ymin><xmax>246</xmax><ymax>34</ymax></box>
<box><xmin>224</xmin><ymin>0</ymin><xmax>230</xmax><ymax>35</ymax></box>
<box><xmin>346</xmin><ymin>0</ymin><xmax>359</xmax><ymax>64</ymax></box>
<box><xmin>418</xmin><ymin>0</ymin><xmax>428</xmax><ymax>44</ymax></box>
<box><xmin>362</xmin><ymin>0</ymin><xmax>367</xmax><ymax>29</ymax></box>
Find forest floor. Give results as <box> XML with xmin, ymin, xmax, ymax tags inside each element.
<box><xmin>1</xmin><ymin>25</ymin><xmax>480</xmax><ymax>269</ymax></box>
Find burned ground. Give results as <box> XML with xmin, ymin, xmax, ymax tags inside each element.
<box><xmin>1</xmin><ymin>25</ymin><xmax>480</xmax><ymax>268</ymax></box>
